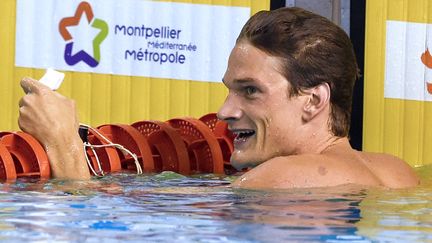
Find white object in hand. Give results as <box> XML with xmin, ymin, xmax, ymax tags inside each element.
<box><xmin>39</xmin><ymin>68</ymin><xmax>65</xmax><ymax>90</ymax></box>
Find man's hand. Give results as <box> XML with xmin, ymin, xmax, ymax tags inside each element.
<box><xmin>18</xmin><ymin>77</ymin><xmax>79</xmax><ymax>145</ymax></box>
<box><xmin>18</xmin><ymin>77</ymin><xmax>90</xmax><ymax>180</ymax></box>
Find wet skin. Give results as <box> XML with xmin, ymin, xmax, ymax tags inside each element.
<box><xmin>218</xmin><ymin>41</ymin><xmax>337</xmax><ymax>170</ymax></box>
<box><xmin>218</xmin><ymin>42</ymin><xmax>308</xmax><ymax>169</ymax></box>
<box><xmin>218</xmin><ymin>42</ymin><xmax>419</xmax><ymax>189</ymax></box>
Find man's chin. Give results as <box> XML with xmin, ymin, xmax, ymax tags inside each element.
<box><xmin>230</xmin><ymin>153</ymin><xmax>262</xmax><ymax>170</ymax></box>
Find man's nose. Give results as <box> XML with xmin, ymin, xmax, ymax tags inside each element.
<box><xmin>217</xmin><ymin>93</ymin><xmax>242</xmax><ymax>122</ymax></box>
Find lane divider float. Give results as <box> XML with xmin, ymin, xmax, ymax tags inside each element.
<box><xmin>0</xmin><ymin>113</ymin><xmax>235</xmax><ymax>181</ymax></box>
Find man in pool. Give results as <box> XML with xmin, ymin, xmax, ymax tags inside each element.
<box><xmin>18</xmin><ymin>7</ymin><xmax>419</xmax><ymax>188</ymax></box>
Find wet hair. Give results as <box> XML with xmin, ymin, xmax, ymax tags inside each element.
<box><xmin>236</xmin><ymin>7</ymin><xmax>359</xmax><ymax>137</ymax></box>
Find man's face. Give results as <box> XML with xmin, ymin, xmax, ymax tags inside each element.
<box><xmin>218</xmin><ymin>42</ymin><xmax>309</xmax><ymax>170</ymax></box>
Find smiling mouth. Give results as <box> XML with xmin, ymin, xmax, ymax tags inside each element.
<box><xmin>232</xmin><ymin>130</ymin><xmax>256</xmax><ymax>143</ymax></box>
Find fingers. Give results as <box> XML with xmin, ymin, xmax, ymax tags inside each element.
<box><xmin>18</xmin><ymin>101</ymin><xmax>32</xmax><ymax>135</ymax></box>
<box><xmin>18</xmin><ymin>88</ymin><xmax>33</xmax><ymax>109</ymax></box>
<box><xmin>18</xmin><ymin>94</ymin><xmax>33</xmax><ymax>132</ymax></box>
<box><xmin>20</xmin><ymin>77</ymin><xmax>50</xmax><ymax>94</ymax></box>
<box><xmin>17</xmin><ymin>111</ymin><xmax>29</xmax><ymax>133</ymax></box>
<box><xmin>19</xmin><ymin>77</ymin><xmax>55</xmax><ymax>108</ymax></box>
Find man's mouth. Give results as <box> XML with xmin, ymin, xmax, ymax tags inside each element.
<box><xmin>232</xmin><ymin>129</ymin><xmax>256</xmax><ymax>144</ymax></box>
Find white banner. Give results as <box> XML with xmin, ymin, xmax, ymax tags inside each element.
<box><xmin>15</xmin><ymin>0</ymin><xmax>250</xmax><ymax>82</ymax></box>
<box><xmin>384</xmin><ymin>20</ymin><xmax>432</xmax><ymax>101</ymax></box>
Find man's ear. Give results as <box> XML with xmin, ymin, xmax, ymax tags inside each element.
<box><xmin>302</xmin><ymin>83</ymin><xmax>330</xmax><ymax>122</ymax></box>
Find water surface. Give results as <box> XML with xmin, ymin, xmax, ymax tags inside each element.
<box><xmin>0</xmin><ymin>167</ymin><xmax>431</xmax><ymax>242</ymax></box>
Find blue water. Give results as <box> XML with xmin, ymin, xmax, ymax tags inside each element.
<box><xmin>0</xmin><ymin>168</ymin><xmax>431</xmax><ymax>242</ymax></box>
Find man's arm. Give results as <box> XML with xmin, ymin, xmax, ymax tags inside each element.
<box><xmin>18</xmin><ymin>78</ymin><xmax>90</xmax><ymax>180</ymax></box>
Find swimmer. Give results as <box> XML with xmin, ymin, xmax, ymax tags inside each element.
<box><xmin>18</xmin><ymin>7</ymin><xmax>419</xmax><ymax>188</ymax></box>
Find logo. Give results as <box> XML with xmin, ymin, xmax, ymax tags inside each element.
<box><xmin>59</xmin><ymin>1</ymin><xmax>108</xmax><ymax>67</ymax></box>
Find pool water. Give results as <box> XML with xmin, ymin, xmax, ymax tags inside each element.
<box><xmin>0</xmin><ymin>167</ymin><xmax>431</xmax><ymax>242</ymax></box>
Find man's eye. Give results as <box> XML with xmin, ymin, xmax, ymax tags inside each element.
<box><xmin>245</xmin><ymin>86</ymin><xmax>258</xmax><ymax>96</ymax></box>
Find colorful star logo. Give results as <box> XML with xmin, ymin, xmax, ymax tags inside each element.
<box><xmin>59</xmin><ymin>1</ymin><xmax>108</xmax><ymax>67</ymax></box>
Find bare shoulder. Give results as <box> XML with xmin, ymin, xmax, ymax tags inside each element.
<box><xmin>231</xmin><ymin>154</ymin><xmax>377</xmax><ymax>189</ymax></box>
<box><xmin>231</xmin><ymin>155</ymin><xmax>311</xmax><ymax>189</ymax></box>
<box><xmin>231</xmin><ymin>152</ymin><xmax>420</xmax><ymax>189</ymax></box>
<box><xmin>358</xmin><ymin>152</ymin><xmax>419</xmax><ymax>188</ymax></box>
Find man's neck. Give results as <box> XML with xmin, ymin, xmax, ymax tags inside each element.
<box><xmin>295</xmin><ymin>120</ymin><xmax>349</xmax><ymax>155</ymax></box>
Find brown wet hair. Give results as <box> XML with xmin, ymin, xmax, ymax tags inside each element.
<box><xmin>236</xmin><ymin>7</ymin><xmax>359</xmax><ymax>137</ymax></box>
